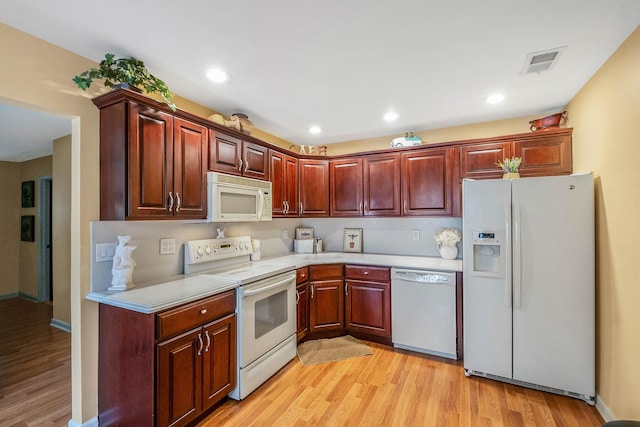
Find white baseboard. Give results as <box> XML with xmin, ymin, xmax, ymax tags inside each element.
<box><xmin>50</xmin><ymin>318</ymin><xmax>71</xmax><ymax>333</ymax></box>
<box><xmin>596</xmin><ymin>394</ymin><xmax>615</xmax><ymax>422</ymax></box>
<box><xmin>68</xmin><ymin>416</ymin><xmax>98</xmax><ymax>427</ymax></box>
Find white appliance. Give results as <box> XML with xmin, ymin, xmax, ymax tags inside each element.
<box><xmin>462</xmin><ymin>173</ymin><xmax>595</xmax><ymax>404</ymax></box>
<box><xmin>391</xmin><ymin>268</ymin><xmax>457</xmax><ymax>359</ymax></box>
<box><xmin>184</xmin><ymin>236</ymin><xmax>296</xmax><ymax>400</ymax></box>
<box><xmin>207</xmin><ymin>172</ymin><xmax>272</xmax><ymax>222</ymax></box>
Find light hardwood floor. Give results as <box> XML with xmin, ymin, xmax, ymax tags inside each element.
<box><xmin>0</xmin><ymin>298</ymin><xmax>71</xmax><ymax>426</ymax></box>
<box><xmin>199</xmin><ymin>341</ymin><xmax>604</xmax><ymax>427</ymax></box>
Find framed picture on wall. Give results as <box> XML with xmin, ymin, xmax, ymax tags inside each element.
<box><xmin>21</xmin><ymin>215</ymin><xmax>35</xmax><ymax>242</ymax></box>
<box><xmin>343</xmin><ymin>228</ymin><xmax>363</xmax><ymax>253</ymax></box>
<box><xmin>21</xmin><ymin>180</ymin><xmax>35</xmax><ymax>208</ymax></box>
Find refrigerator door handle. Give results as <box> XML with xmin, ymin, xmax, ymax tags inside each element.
<box><xmin>513</xmin><ymin>203</ymin><xmax>522</xmax><ymax>309</ymax></box>
<box><xmin>504</xmin><ymin>204</ymin><xmax>512</xmax><ymax>307</ymax></box>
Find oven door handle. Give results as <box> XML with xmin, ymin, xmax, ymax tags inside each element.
<box><xmin>242</xmin><ymin>276</ymin><xmax>294</xmax><ymax>297</ymax></box>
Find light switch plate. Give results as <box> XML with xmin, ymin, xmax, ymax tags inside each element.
<box><xmin>95</xmin><ymin>243</ymin><xmax>117</xmax><ymax>262</ymax></box>
<box><xmin>160</xmin><ymin>238</ymin><xmax>176</xmax><ymax>255</ymax></box>
<box><xmin>412</xmin><ymin>230</ymin><xmax>420</xmax><ymax>241</ymax></box>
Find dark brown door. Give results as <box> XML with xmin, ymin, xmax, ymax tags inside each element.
<box><xmin>513</xmin><ymin>133</ymin><xmax>572</xmax><ymax>177</ymax></box>
<box><xmin>284</xmin><ymin>155</ymin><xmax>299</xmax><ymax>216</ymax></box>
<box><xmin>299</xmin><ymin>159</ymin><xmax>330</xmax><ymax>217</ymax></box>
<box><xmin>201</xmin><ymin>314</ymin><xmax>236</xmax><ymax>411</ymax></box>
<box><xmin>242</xmin><ymin>141</ymin><xmax>269</xmax><ymax>180</ymax></box>
<box><xmin>309</xmin><ymin>280</ymin><xmax>344</xmax><ymax>333</ymax></box>
<box><xmin>156</xmin><ymin>328</ymin><xmax>202</xmax><ymax>427</ymax></box>
<box><xmin>128</xmin><ymin>103</ymin><xmax>174</xmax><ymax>218</ymax></box>
<box><xmin>363</xmin><ymin>153</ymin><xmax>401</xmax><ymax>216</ymax></box>
<box><xmin>330</xmin><ymin>158</ymin><xmax>363</xmax><ymax>217</ymax></box>
<box><xmin>173</xmin><ymin>118</ymin><xmax>208</xmax><ymax>219</ymax></box>
<box><xmin>459</xmin><ymin>141</ymin><xmax>511</xmax><ymax>179</ymax></box>
<box><xmin>296</xmin><ymin>282</ymin><xmax>309</xmax><ymax>341</ymax></box>
<box><xmin>209</xmin><ymin>131</ymin><xmax>242</xmax><ymax>175</ymax></box>
<box><xmin>345</xmin><ymin>280</ymin><xmax>391</xmax><ymax>338</ymax></box>
<box><xmin>269</xmin><ymin>150</ymin><xmax>286</xmax><ymax>216</ymax></box>
<box><xmin>401</xmin><ymin>148</ymin><xmax>453</xmax><ymax>216</ymax></box>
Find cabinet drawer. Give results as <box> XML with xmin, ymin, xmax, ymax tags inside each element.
<box><xmin>157</xmin><ymin>290</ymin><xmax>236</xmax><ymax>341</ymax></box>
<box><xmin>345</xmin><ymin>265</ymin><xmax>390</xmax><ymax>282</ymax></box>
<box><xmin>296</xmin><ymin>267</ymin><xmax>309</xmax><ymax>284</ymax></box>
<box><xmin>309</xmin><ymin>264</ymin><xmax>343</xmax><ymax>281</ymax></box>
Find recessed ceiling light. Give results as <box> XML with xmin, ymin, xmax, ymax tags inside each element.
<box><xmin>206</xmin><ymin>68</ymin><xmax>229</xmax><ymax>83</ymax></box>
<box><xmin>309</xmin><ymin>126</ymin><xmax>322</xmax><ymax>134</ymax></box>
<box><xmin>383</xmin><ymin>111</ymin><xmax>399</xmax><ymax>122</ymax></box>
<box><xmin>486</xmin><ymin>93</ymin><xmax>505</xmax><ymax>104</ymax></box>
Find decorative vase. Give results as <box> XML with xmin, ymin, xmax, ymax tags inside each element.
<box><xmin>503</xmin><ymin>172</ymin><xmax>520</xmax><ymax>179</ymax></box>
<box><xmin>231</xmin><ymin>113</ymin><xmax>254</xmax><ymax>135</ymax></box>
<box><xmin>529</xmin><ymin>111</ymin><xmax>567</xmax><ymax>132</ymax></box>
<box><xmin>438</xmin><ymin>245</ymin><xmax>458</xmax><ymax>260</ymax></box>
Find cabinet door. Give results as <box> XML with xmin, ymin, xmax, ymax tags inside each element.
<box><xmin>401</xmin><ymin>148</ymin><xmax>453</xmax><ymax>216</ymax></box>
<box><xmin>173</xmin><ymin>118</ymin><xmax>208</xmax><ymax>219</ymax></box>
<box><xmin>209</xmin><ymin>131</ymin><xmax>242</xmax><ymax>175</ymax></box>
<box><xmin>202</xmin><ymin>314</ymin><xmax>236</xmax><ymax>411</ymax></box>
<box><xmin>363</xmin><ymin>153</ymin><xmax>401</xmax><ymax>216</ymax></box>
<box><xmin>309</xmin><ymin>279</ymin><xmax>344</xmax><ymax>333</ymax></box>
<box><xmin>513</xmin><ymin>133</ymin><xmax>572</xmax><ymax>177</ymax></box>
<box><xmin>345</xmin><ymin>280</ymin><xmax>391</xmax><ymax>338</ymax></box>
<box><xmin>460</xmin><ymin>142</ymin><xmax>511</xmax><ymax>179</ymax></box>
<box><xmin>269</xmin><ymin>150</ymin><xmax>298</xmax><ymax>217</ymax></box>
<box><xmin>157</xmin><ymin>329</ymin><xmax>202</xmax><ymax>427</ymax></box>
<box><xmin>128</xmin><ymin>103</ymin><xmax>174</xmax><ymax>218</ymax></box>
<box><xmin>330</xmin><ymin>158</ymin><xmax>363</xmax><ymax>216</ymax></box>
<box><xmin>296</xmin><ymin>282</ymin><xmax>309</xmax><ymax>342</ymax></box>
<box><xmin>242</xmin><ymin>141</ymin><xmax>269</xmax><ymax>180</ymax></box>
<box><xmin>299</xmin><ymin>159</ymin><xmax>330</xmax><ymax>217</ymax></box>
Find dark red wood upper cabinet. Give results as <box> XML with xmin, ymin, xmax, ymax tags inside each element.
<box><xmin>330</xmin><ymin>158</ymin><xmax>363</xmax><ymax>217</ymax></box>
<box><xmin>363</xmin><ymin>153</ymin><xmax>401</xmax><ymax>216</ymax></box>
<box><xmin>459</xmin><ymin>141</ymin><xmax>511</xmax><ymax>180</ymax></box>
<box><xmin>209</xmin><ymin>131</ymin><xmax>242</xmax><ymax>175</ymax></box>
<box><xmin>299</xmin><ymin>159</ymin><xmax>330</xmax><ymax>217</ymax></box>
<box><xmin>513</xmin><ymin>133</ymin><xmax>572</xmax><ymax>177</ymax></box>
<box><xmin>270</xmin><ymin>150</ymin><xmax>299</xmax><ymax>217</ymax></box>
<box><xmin>401</xmin><ymin>148</ymin><xmax>453</xmax><ymax>216</ymax></box>
<box><xmin>241</xmin><ymin>141</ymin><xmax>269</xmax><ymax>180</ymax></box>
<box><xmin>173</xmin><ymin>118</ymin><xmax>208</xmax><ymax>218</ymax></box>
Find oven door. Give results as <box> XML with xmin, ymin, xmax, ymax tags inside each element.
<box><xmin>239</xmin><ymin>271</ymin><xmax>296</xmax><ymax>367</ymax></box>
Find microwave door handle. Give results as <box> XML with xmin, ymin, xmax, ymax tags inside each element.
<box><xmin>257</xmin><ymin>190</ymin><xmax>265</xmax><ymax>219</ymax></box>
<box><xmin>243</xmin><ymin>276</ymin><xmax>293</xmax><ymax>297</ymax></box>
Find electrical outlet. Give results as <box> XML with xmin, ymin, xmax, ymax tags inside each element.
<box><xmin>95</xmin><ymin>242</ymin><xmax>117</xmax><ymax>262</ymax></box>
<box><xmin>160</xmin><ymin>238</ymin><xmax>176</xmax><ymax>255</ymax></box>
<box><xmin>412</xmin><ymin>230</ymin><xmax>420</xmax><ymax>241</ymax></box>
<box><xmin>282</xmin><ymin>230</ymin><xmax>289</xmax><ymax>239</ymax></box>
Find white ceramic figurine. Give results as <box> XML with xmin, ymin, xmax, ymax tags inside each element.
<box><xmin>109</xmin><ymin>235</ymin><xmax>137</xmax><ymax>291</ymax></box>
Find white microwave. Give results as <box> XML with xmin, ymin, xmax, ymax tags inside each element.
<box><xmin>208</xmin><ymin>172</ymin><xmax>272</xmax><ymax>222</ymax></box>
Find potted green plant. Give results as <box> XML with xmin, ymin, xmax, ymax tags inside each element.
<box><xmin>73</xmin><ymin>53</ymin><xmax>176</xmax><ymax>111</ymax></box>
<box><xmin>497</xmin><ymin>157</ymin><xmax>522</xmax><ymax>179</ymax></box>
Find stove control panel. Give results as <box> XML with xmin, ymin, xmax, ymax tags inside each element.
<box><xmin>185</xmin><ymin>236</ymin><xmax>253</xmax><ymax>266</ymax></box>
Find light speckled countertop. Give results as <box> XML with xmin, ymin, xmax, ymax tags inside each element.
<box><xmin>86</xmin><ymin>252</ymin><xmax>462</xmax><ymax>313</ymax></box>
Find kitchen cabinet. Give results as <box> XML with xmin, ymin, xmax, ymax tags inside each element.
<box><xmin>270</xmin><ymin>150</ymin><xmax>299</xmax><ymax>217</ymax></box>
<box><xmin>96</xmin><ymin>99</ymin><xmax>208</xmax><ymax>220</ymax></box>
<box><xmin>299</xmin><ymin>159</ymin><xmax>330</xmax><ymax>217</ymax></box>
<box><xmin>330</xmin><ymin>158</ymin><xmax>363</xmax><ymax>216</ymax></box>
<box><xmin>460</xmin><ymin>141</ymin><xmax>511</xmax><ymax>180</ymax></box>
<box><xmin>296</xmin><ymin>267</ymin><xmax>309</xmax><ymax>342</ymax></box>
<box><xmin>308</xmin><ymin>264</ymin><xmax>344</xmax><ymax>336</ymax></box>
<box><xmin>401</xmin><ymin>148</ymin><xmax>454</xmax><ymax>216</ymax></box>
<box><xmin>97</xmin><ymin>290</ymin><xmax>236</xmax><ymax>427</ymax></box>
<box><xmin>345</xmin><ymin>265</ymin><xmax>391</xmax><ymax>345</ymax></box>
<box><xmin>208</xmin><ymin>131</ymin><xmax>269</xmax><ymax>180</ymax></box>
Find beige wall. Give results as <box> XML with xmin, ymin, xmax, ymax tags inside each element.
<box><xmin>0</xmin><ymin>162</ymin><xmax>21</xmax><ymax>297</ymax></box>
<box><xmin>18</xmin><ymin>156</ymin><xmax>52</xmax><ymax>299</ymax></box>
<box><xmin>53</xmin><ymin>135</ymin><xmax>72</xmax><ymax>324</ymax></box>
<box><xmin>567</xmin><ymin>25</ymin><xmax>640</xmax><ymax>420</ymax></box>
<box><xmin>326</xmin><ymin>114</ymin><xmax>547</xmax><ymax>155</ymax></box>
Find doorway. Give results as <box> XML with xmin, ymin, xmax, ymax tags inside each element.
<box><xmin>38</xmin><ymin>176</ymin><xmax>53</xmax><ymax>303</ymax></box>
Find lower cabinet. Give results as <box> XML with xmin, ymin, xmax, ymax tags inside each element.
<box><xmin>296</xmin><ymin>267</ymin><xmax>310</xmax><ymax>341</ymax></box>
<box><xmin>345</xmin><ymin>265</ymin><xmax>391</xmax><ymax>345</ymax></box>
<box><xmin>98</xmin><ymin>290</ymin><xmax>236</xmax><ymax>427</ymax></box>
<box><xmin>308</xmin><ymin>264</ymin><xmax>345</xmax><ymax>336</ymax></box>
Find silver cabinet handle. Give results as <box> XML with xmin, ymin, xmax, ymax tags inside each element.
<box><xmin>345</xmin><ymin>284</ymin><xmax>348</xmax><ymax>295</ymax></box>
<box><xmin>285</xmin><ymin>201</ymin><xmax>290</xmax><ymax>214</ymax></box>
<box><xmin>311</xmin><ymin>284</ymin><xmax>314</xmax><ymax>299</ymax></box>
<box><xmin>296</xmin><ymin>289</ymin><xmax>300</xmax><ymax>305</ymax></box>
<box><xmin>175</xmin><ymin>192</ymin><xmax>181</xmax><ymax>212</ymax></box>
<box><xmin>204</xmin><ymin>330</ymin><xmax>210</xmax><ymax>353</ymax></box>
<box><xmin>359</xmin><ymin>202</ymin><xmax>363</xmax><ymax>214</ymax></box>
<box><xmin>168</xmin><ymin>192</ymin><xmax>174</xmax><ymax>212</ymax></box>
<box><xmin>238</xmin><ymin>158</ymin><xmax>243</xmax><ymax>171</ymax></box>
<box><xmin>300</xmin><ymin>202</ymin><xmax>303</xmax><ymax>214</ymax></box>
<box><xmin>197</xmin><ymin>333</ymin><xmax>204</xmax><ymax>356</ymax></box>
<box><xmin>200</xmin><ymin>308</ymin><xmax>207</xmax><ymax>315</ymax></box>
<box><xmin>364</xmin><ymin>271</ymin><xmax>369</xmax><ymax>275</ymax></box>
<box><xmin>244</xmin><ymin>157</ymin><xmax>249</xmax><ymax>172</ymax></box>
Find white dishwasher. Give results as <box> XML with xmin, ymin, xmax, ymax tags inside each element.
<box><xmin>391</xmin><ymin>268</ymin><xmax>457</xmax><ymax>359</ymax></box>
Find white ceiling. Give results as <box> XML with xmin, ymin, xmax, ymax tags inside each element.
<box><xmin>1</xmin><ymin>1</ymin><xmax>639</xmax><ymax>158</ymax></box>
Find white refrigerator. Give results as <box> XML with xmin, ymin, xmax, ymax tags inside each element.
<box><xmin>462</xmin><ymin>173</ymin><xmax>595</xmax><ymax>404</ymax></box>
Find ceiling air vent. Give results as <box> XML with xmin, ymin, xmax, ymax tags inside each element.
<box><xmin>520</xmin><ymin>47</ymin><xmax>566</xmax><ymax>75</ymax></box>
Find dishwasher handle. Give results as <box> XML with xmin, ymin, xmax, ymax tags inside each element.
<box><xmin>392</xmin><ymin>269</ymin><xmax>455</xmax><ymax>285</ymax></box>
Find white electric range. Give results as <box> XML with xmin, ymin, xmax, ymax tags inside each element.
<box><xmin>184</xmin><ymin>236</ymin><xmax>297</xmax><ymax>400</ymax></box>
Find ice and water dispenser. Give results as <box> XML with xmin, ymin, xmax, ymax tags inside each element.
<box><xmin>470</xmin><ymin>231</ymin><xmax>505</xmax><ymax>277</ymax></box>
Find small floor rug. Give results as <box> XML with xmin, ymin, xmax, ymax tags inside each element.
<box><xmin>297</xmin><ymin>335</ymin><xmax>373</xmax><ymax>366</ymax></box>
